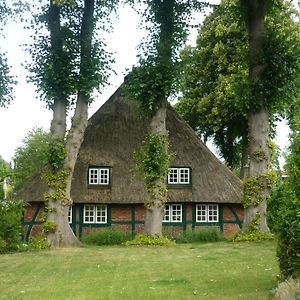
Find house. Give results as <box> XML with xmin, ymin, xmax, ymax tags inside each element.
<box><xmin>19</xmin><ymin>85</ymin><xmax>244</xmax><ymax>241</ymax></box>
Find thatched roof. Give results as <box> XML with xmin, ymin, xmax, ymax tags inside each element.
<box><xmin>18</xmin><ymin>85</ymin><xmax>242</xmax><ymax>204</ymax></box>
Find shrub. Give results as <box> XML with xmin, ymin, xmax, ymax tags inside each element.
<box><xmin>194</xmin><ymin>227</ymin><xmax>225</xmax><ymax>242</ymax></box>
<box><xmin>81</xmin><ymin>229</ymin><xmax>132</xmax><ymax>246</ymax></box>
<box><xmin>29</xmin><ymin>236</ymin><xmax>50</xmax><ymax>250</ymax></box>
<box><xmin>0</xmin><ymin>200</ymin><xmax>26</xmax><ymax>253</ymax></box>
<box><xmin>124</xmin><ymin>234</ymin><xmax>176</xmax><ymax>247</ymax></box>
<box><xmin>229</xmin><ymin>231</ymin><xmax>275</xmax><ymax>242</ymax></box>
<box><xmin>268</xmin><ymin>182</ymin><xmax>300</xmax><ymax>278</ymax></box>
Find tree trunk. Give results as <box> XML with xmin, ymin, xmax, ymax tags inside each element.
<box><xmin>240</xmin><ymin>132</ymin><xmax>249</xmax><ymax>179</ymax></box>
<box><xmin>144</xmin><ymin>105</ymin><xmax>167</xmax><ymax>235</ymax></box>
<box><xmin>46</xmin><ymin>0</ymin><xmax>94</xmax><ymax>247</ymax></box>
<box><xmin>241</xmin><ymin>0</ymin><xmax>271</xmax><ymax>232</ymax></box>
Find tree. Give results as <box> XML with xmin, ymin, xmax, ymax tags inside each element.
<box><xmin>125</xmin><ymin>0</ymin><xmax>206</xmax><ymax>235</ymax></box>
<box><xmin>0</xmin><ymin>1</ymin><xmax>18</xmax><ymax>107</ymax></box>
<box><xmin>177</xmin><ymin>0</ymin><xmax>299</xmax><ymax>175</ymax></box>
<box><xmin>13</xmin><ymin>128</ymin><xmax>50</xmax><ymax>192</ymax></box>
<box><xmin>0</xmin><ymin>156</ymin><xmax>11</xmax><ymax>199</ymax></box>
<box><xmin>268</xmin><ymin>97</ymin><xmax>300</xmax><ymax>278</ymax></box>
<box><xmin>176</xmin><ymin>0</ymin><xmax>299</xmax><ymax>231</ymax></box>
<box><xmin>28</xmin><ymin>0</ymin><xmax>116</xmax><ymax>247</ymax></box>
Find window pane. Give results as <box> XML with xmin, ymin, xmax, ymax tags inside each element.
<box><xmin>163</xmin><ymin>204</ymin><xmax>170</xmax><ymax>222</ymax></box>
<box><xmin>89</xmin><ymin>168</ymin><xmax>99</xmax><ymax>184</ymax></box>
<box><xmin>171</xmin><ymin>204</ymin><xmax>182</xmax><ymax>222</ymax></box>
<box><xmin>84</xmin><ymin>205</ymin><xmax>95</xmax><ymax>223</ymax></box>
<box><xmin>68</xmin><ymin>206</ymin><xmax>72</xmax><ymax>224</ymax></box>
<box><xmin>179</xmin><ymin>168</ymin><xmax>190</xmax><ymax>184</ymax></box>
<box><xmin>96</xmin><ymin>205</ymin><xmax>107</xmax><ymax>223</ymax></box>
<box><xmin>208</xmin><ymin>205</ymin><xmax>218</xmax><ymax>222</ymax></box>
<box><xmin>168</xmin><ymin>168</ymin><xmax>178</xmax><ymax>184</ymax></box>
<box><xmin>196</xmin><ymin>204</ymin><xmax>207</xmax><ymax>222</ymax></box>
<box><xmin>99</xmin><ymin>169</ymin><xmax>109</xmax><ymax>185</ymax></box>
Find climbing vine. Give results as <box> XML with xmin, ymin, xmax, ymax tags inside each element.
<box><xmin>135</xmin><ymin>133</ymin><xmax>173</xmax><ymax>204</ymax></box>
<box><xmin>242</xmin><ymin>171</ymin><xmax>277</xmax><ymax>208</ymax></box>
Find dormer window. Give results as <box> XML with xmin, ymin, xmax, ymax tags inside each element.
<box><xmin>168</xmin><ymin>167</ymin><xmax>191</xmax><ymax>185</ymax></box>
<box><xmin>88</xmin><ymin>167</ymin><xmax>110</xmax><ymax>186</ymax></box>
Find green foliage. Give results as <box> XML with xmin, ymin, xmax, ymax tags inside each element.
<box><xmin>193</xmin><ymin>227</ymin><xmax>225</xmax><ymax>242</ymax></box>
<box><xmin>28</xmin><ymin>236</ymin><xmax>50</xmax><ymax>250</ymax></box>
<box><xmin>81</xmin><ymin>229</ymin><xmax>132</xmax><ymax>246</ymax></box>
<box><xmin>242</xmin><ymin>172</ymin><xmax>277</xmax><ymax>208</ymax></box>
<box><xmin>230</xmin><ymin>231</ymin><xmax>274</xmax><ymax>242</ymax></box>
<box><xmin>43</xmin><ymin>221</ymin><xmax>57</xmax><ymax>233</ymax></box>
<box><xmin>176</xmin><ymin>0</ymin><xmax>300</xmax><ymax>168</ymax></box>
<box><xmin>0</xmin><ymin>200</ymin><xmax>27</xmax><ymax>253</ymax></box>
<box><xmin>268</xmin><ymin>182</ymin><xmax>300</xmax><ymax>278</ymax></box>
<box><xmin>0</xmin><ymin>156</ymin><xmax>12</xmax><ymax>199</ymax></box>
<box><xmin>125</xmin><ymin>234</ymin><xmax>176</xmax><ymax>247</ymax></box>
<box><xmin>47</xmin><ymin>137</ymin><xmax>66</xmax><ymax>169</ymax></box>
<box><xmin>125</xmin><ymin>0</ymin><xmax>204</xmax><ymax>115</ymax></box>
<box><xmin>27</xmin><ymin>0</ymin><xmax>116</xmax><ymax>106</ymax></box>
<box><xmin>135</xmin><ymin>133</ymin><xmax>172</xmax><ymax>192</ymax></box>
<box><xmin>13</xmin><ymin>128</ymin><xmax>50</xmax><ymax>191</ymax></box>
<box><xmin>268</xmin><ymin>101</ymin><xmax>300</xmax><ymax>279</ymax></box>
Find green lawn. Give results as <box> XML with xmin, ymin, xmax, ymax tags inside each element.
<box><xmin>0</xmin><ymin>241</ymin><xmax>278</xmax><ymax>300</ymax></box>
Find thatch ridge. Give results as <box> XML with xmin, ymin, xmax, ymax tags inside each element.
<box><xmin>18</xmin><ymin>85</ymin><xmax>242</xmax><ymax>204</ymax></box>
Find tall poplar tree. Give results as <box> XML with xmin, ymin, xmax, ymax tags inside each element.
<box><xmin>126</xmin><ymin>0</ymin><xmax>206</xmax><ymax>235</ymax></box>
<box><xmin>28</xmin><ymin>0</ymin><xmax>116</xmax><ymax>247</ymax></box>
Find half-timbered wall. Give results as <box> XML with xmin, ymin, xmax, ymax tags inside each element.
<box><xmin>23</xmin><ymin>202</ymin><xmax>244</xmax><ymax>241</ymax></box>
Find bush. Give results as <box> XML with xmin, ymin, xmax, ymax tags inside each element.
<box><xmin>81</xmin><ymin>229</ymin><xmax>132</xmax><ymax>246</ymax></box>
<box><xmin>0</xmin><ymin>200</ymin><xmax>26</xmax><ymax>254</ymax></box>
<box><xmin>124</xmin><ymin>235</ymin><xmax>176</xmax><ymax>246</ymax></box>
<box><xmin>229</xmin><ymin>231</ymin><xmax>275</xmax><ymax>242</ymax></box>
<box><xmin>163</xmin><ymin>227</ymin><xmax>224</xmax><ymax>243</ymax></box>
<box><xmin>268</xmin><ymin>182</ymin><xmax>300</xmax><ymax>278</ymax></box>
<box><xmin>29</xmin><ymin>236</ymin><xmax>50</xmax><ymax>250</ymax></box>
<box><xmin>194</xmin><ymin>227</ymin><xmax>225</xmax><ymax>242</ymax></box>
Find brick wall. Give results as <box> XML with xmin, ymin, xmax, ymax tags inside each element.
<box><xmin>24</xmin><ymin>202</ymin><xmax>244</xmax><ymax>240</ymax></box>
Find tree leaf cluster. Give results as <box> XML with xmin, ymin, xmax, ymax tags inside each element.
<box><xmin>125</xmin><ymin>0</ymin><xmax>209</xmax><ymax>116</ymax></box>
<box><xmin>176</xmin><ymin>0</ymin><xmax>300</xmax><ymax>168</ymax></box>
<box><xmin>26</xmin><ymin>0</ymin><xmax>117</xmax><ymax>107</ymax></box>
<box><xmin>13</xmin><ymin>128</ymin><xmax>50</xmax><ymax>191</ymax></box>
<box><xmin>135</xmin><ymin>132</ymin><xmax>172</xmax><ymax>190</ymax></box>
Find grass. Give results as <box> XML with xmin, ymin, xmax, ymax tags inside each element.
<box><xmin>0</xmin><ymin>241</ymin><xmax>278</xmax><ymax>300</ymax></box>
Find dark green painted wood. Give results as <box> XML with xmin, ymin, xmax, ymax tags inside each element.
<box><xmin>24</xmin><ymin>203</ymin><xmax>43</xmax><ymax>242</ymax></box>
<box><xmin>227</xmin><ymin>205</ymin><xmax>243</xmax><ymax>228</ymax></box>
<box><xmin>219</xmin><ymin>204</ymin><xmax>224</xmax><ymax>232</ymax></box>
<box><xmin>131</xmin><ymin>206</ymin><xmax>135</xmax><ymax>236</ymax></box>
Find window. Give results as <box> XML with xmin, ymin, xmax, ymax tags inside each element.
<box><xmin>196</xmin><ymin>204</ymin><xmax>219</xmax><ymax>222</ymax></box>
<box><xmin>167</xmin><ymin>168</ymin><xmax>190</xmax><ymax>184</ymax></box>
<box><xmin>163</xmin><ymin>204</ymin><xmax>182</xmax><ymax>222</ymax></box>
<box><xmin>68</xmin><ymin>206</ymin><xmax>72</xmax><ymax>224</ymax></box>
<box><xmin>83</xmin><ymin>205</ymin><xmax>107</xmax><ymax>224</ymax></box>
<box><xmin>88</xmin><ymin>167</ymin><xmax>110</xmax><ymax>185</ymax></box>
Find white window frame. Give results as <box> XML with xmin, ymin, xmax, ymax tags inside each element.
<box><xmin>83</xmin><ymin>205</ymin><xmax>107</xmax><ymax>224</ymax></box>
<box><xmin>167</xmin><ymin>167</ymin><xmax>190</xmax><ymax>184</ymax></box>
<box><xmin>68</xmin><ymin>206</ymin><xmax>72</xmax><ymax>224</ymax></box>
<box><xmin>88</xmin><ymin>167</ymin><xmax>110</xmax><ymax>185</ymax></box>
<box><xmin>196</xmin><ymin>204</ymin><xmax>219</xmax><ymax>223</ymax></box>
<box><xmin>163</xmin><ymin>204</ymin><xmax>182</xmax><ymax>223</ymax></box>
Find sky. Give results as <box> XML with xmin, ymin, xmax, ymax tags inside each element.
<box><xmin>0</xmin><ymin>1</ymin><xmax>292</xmax><ymax>165</ymax></box>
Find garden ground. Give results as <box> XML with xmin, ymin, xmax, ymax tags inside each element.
<box><xmin>0</xmin><ymin>241</ymin><xmax>278</xmax><ymax>300</ymax></box>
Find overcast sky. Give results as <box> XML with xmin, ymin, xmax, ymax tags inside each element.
<box><xmin>0</xmin><ymin>1</ymin><xmax>291</xmax><ymax>166</ymax></box>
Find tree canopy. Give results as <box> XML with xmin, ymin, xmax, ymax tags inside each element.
<box><xmin>176</xmin><ymin>0</ymin><xmax>300</xmax><ymax>170</ymax></box>
<box><xmin>13</xmin><ymin>128</ymin><xmax>50</xmax><ymax>192</ymax></box>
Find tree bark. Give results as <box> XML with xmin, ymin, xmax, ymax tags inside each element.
<box><xmin>241</xmin><ymin>0</ymin><xmax>271</xmax><ymax>232</ymax></box>
<box><xmin>144</xmin><ymin>105</ymin><xmax>167</xmax><ymax>235</ymax></box>
<box><xmin>46</xmin><ymin>0</ymin><xmax>94</xmax><ymax>247</ymax></box>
